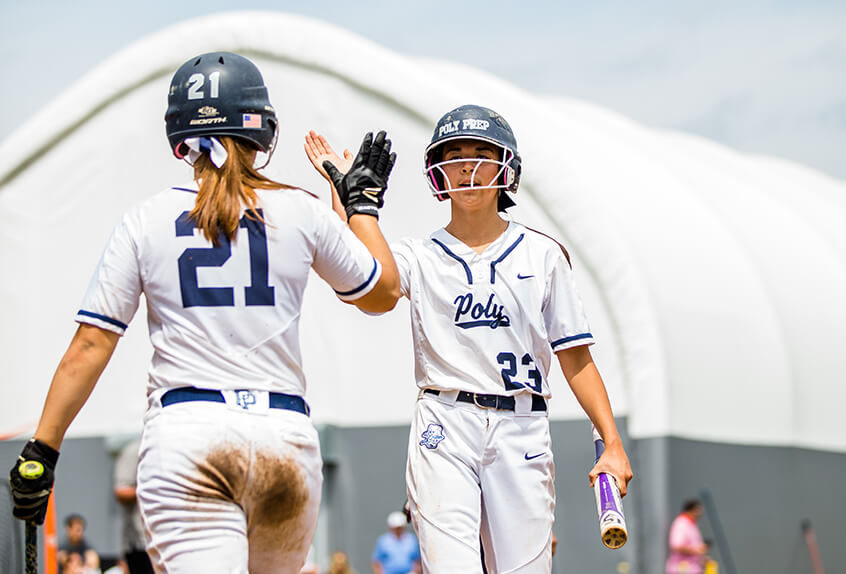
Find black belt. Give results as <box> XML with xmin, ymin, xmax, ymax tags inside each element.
<box><xmin>424</xmin><ymin>389</ymin><xmax>547</xmax><ymax>412</ymax></box>
<box><xmin>161</xmin><ymin>387</ymin><xmax>310</xmax><ymax>416</ymax></box>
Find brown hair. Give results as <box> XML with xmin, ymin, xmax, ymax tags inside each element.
<box><xmin>190</xmin><ymin>136</ymin><xmax>292</xmax><ymax>245</ymax></box>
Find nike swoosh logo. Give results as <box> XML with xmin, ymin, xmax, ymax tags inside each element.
<box><xmin>517</xmin><ymin>274</ymin><xmax>534</xmax><ymax>280</ymax></box>
<box><xmin>524</xmin><ymin>452</ymin><xmax>545</xmax><ymax>460</ymax></box>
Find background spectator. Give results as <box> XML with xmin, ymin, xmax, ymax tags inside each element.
<box><xmin>328</xmin><ymin>550</ymin><xmax>356</xmax><ymax>574</ymax></box>
<box><xmin>58</xmin><ymin>514</ymin><xmax>100</xmax><ymax>574</ymax></box>
<box><xmin>666</xmin><ymin>499</ymin><xmax>707</xmax><ymax>574</ymax></box>
<box><xmin>371</xmin><ymin>511</ymin><xmax>420</xmax><ymax>574</ymax></box>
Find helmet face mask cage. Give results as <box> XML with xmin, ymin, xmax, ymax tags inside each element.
<box><xmin>165</xmin><ymin>52</ymin><xmax>278</xmax><ymax>167</ymax></box>
<box><xmin>423</xmin><ymin>105</ymin><xmax>521</xmax><ymax>208</ymax></box>
<box><xmin>424</xmin><ymin>140</ymin><xmax>517</xmax><ymax>199</ymax></box>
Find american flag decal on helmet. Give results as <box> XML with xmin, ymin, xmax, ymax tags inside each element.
<box><xmin>242</xmin><ymin>114</ymin><xmax>261</xmax><ymax>128</ymax></box>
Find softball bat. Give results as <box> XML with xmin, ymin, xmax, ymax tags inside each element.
<box><xmin>592</xmin><ymin>425</ymin><xmax>628</xmax><ymax>549</ymax></box>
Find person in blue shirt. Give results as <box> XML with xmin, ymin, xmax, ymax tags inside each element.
<box><xmin>372</xmin><ymin>511</ymin><xmax>421</xmax><ymax>574</ymax></box>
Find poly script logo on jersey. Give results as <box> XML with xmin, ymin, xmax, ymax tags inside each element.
<box><xmin>420</xmin><ymin>424</ymin><xmax>446</xmax><ymax>449</ymax></box>
<box><xmin>453</xmin><ymin>293</ymin><xmax>511</xmax><ymax>329</ymax></box>
<box><xmin>438</xmin><ymin>118</ymin><xmax>490</xmax><ymax>137</ymax></box>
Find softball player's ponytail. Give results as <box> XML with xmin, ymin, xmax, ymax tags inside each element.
<box><xmin>190</xmin><ymin>136</ymin><xmax>292</xmax><ymax>245</ymax></box>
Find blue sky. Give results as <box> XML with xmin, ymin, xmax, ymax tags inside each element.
<box><xmin>2</xmin><ymin>0</ymin><xmax>844</xmax><ymax>179</ymax></box>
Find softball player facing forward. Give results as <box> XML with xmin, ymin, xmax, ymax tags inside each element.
<box><xmin>306</xmin><ymin>105</ymin><xmax>632</xmax><ymax>573</ymax></box>
<box><xmin>9</xmin><ymin>52</ymin><xmax>400</xmax><ymax>574</ymax></box>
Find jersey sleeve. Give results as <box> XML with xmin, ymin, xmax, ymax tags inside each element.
<box><xmin>543</xmin><ymin>249</ymin><xmax>595</xmax><ymax>351</ymax></box>
<box><xmin>310</xmin><ymin>204</ymin><xmax>382</xmax><ymax>302</ymax></box>
<box><xmin>391</xmin><ymin>239</ymin><xmax>414</xmax><ymax>299</ymax></box>
<box><xmin>76</xmin><ymin>211</ymin><xmax>143</xmax><ymax>335</ymax></box>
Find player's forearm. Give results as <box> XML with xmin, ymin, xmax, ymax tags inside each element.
<box><xmin>34</xmin><ymin>325</ymin><xmax>119</xmax><ymax>449</ymax></box>
<box><xmin>556</xmin><ymin>346</ymin><xmax>620</xmax><ymax>445</ymax></box>
<box><xmin>558</xmin><ymin>346</ymin><xmax>633</xmax><ymax>494</ymax></box>
<box><xmin>348</xmin><ymin>214</ymin><xmax>400</xmax><ymax>312</ymax></box>
<box><xmin>331</xmin><ymin>186</ymin><xmax>347</xmax><ymax>221</ymax></box>
<box><xmin>681</xmin><ymin>543</ymin><xmax>707</xmax><ymax>555</ymax></box>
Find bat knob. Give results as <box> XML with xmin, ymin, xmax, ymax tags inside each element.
<box><xmin>602</xmin><ymin>526</ymin><xmax>628</xmax><ymax>549</ymax></box>
<box><xmin>18</xmin><ymin>461</ymin><xmax>45</xmax><ymax>480</ymax></box>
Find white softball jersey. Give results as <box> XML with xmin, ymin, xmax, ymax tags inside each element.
<box><xmin>76</xmin><ymin>183</ymin><xmax>381</xmax><ymax>398</ymax></box>
<box><xmin>392</xmin><ymin>220</ymin><xmax>593</xmax><ymax>399</ymax></box>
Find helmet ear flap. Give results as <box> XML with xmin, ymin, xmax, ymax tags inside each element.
<box><xmin>497</xmin><ymin>147</ymin><xmax>521</xmax><ymax>211</ymax></box>
<box><xmin>174</xmin><ymin>141</ymin><xmax>190</xmax><ymax>159</ymax></box>
<box><xmin>507</xmin><ymin>153</ymin><xmax>522</xmax><ymax>193</ymax></box>
<box><xmin>266</xmin><ymin>117</ymin><xmax>278</xmax><ymax>146</ymax></box>
<box><xmin>499</xmin><ymin>149</ymin><xmax>521</xmax><ymax>193</ymax></box>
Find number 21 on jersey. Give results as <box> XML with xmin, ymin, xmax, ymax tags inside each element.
<box><xmin>175</xmin><ymin>210</ymin><xmax>275</xmax><ymax>308</ymax></box>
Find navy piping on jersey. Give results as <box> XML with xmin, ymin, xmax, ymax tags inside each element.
<box><xmin>551</xmin><ymin>333</ymin><xmax>593</xmax><ymax>348</ymax></box>
<box><xmin>77</xmin><ymin>310</ymin><xmax>128</xmax><ymax>330</ymax></box>
<box><xmin>172</xmin><ymin>187</ymin><xmax>197</xmax><ymax>194</ymax></box>
<box><xmin>490</xmin><ymin>233</ymin><xmax>525</xmax><ymax>284</ymax></box>
<box><xmin>432</xmin><ymin>238</ymin><xmax>473</xmax><ymax>285</ymax></box>
<box><xmin>334</xmin><ymin>257</ymin><xmax>379</xmax><ymax>296</ymax></box>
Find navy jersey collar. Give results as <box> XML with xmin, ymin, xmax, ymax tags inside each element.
<box><xmin>432</xmin><ymin>221</ymin><xmax>520</xmax><ymax>259</ymax></box>
<box><xmin>430</xmin><ymin>222</ymin><xmax>526</xmax><ymax>285</ymax></box>
<box><xmin>172</xmin><ymin>181</ymin><xmax>199</xmax><ymax>194</ymax></box>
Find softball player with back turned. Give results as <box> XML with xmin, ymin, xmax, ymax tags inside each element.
<box><xmin>9</xmin><ymin>52</ymin><xmax>400</xmax><ymax>574</ymax></box>
<box><xmin>306</xmin><ymin>105</ymin><xmax>632</xmax><ymax>573</ymax></box>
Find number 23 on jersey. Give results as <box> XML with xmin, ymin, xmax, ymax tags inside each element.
<box><xmin>497</xmin><ymin>352</ymin><xmax>542</xmax><ymax>393</ymax></box>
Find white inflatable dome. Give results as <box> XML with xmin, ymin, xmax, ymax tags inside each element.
<box><xmin>1</xmin><ymin>12</ymin><xmax>844</xmax><ymax>453</ymax></box>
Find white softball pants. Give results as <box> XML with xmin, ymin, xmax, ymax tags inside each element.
<box><xmin>137</xmin><ymin>395</ymin><xmax>322</xmax><ymax>574</ymax></box>
<box><xmin>407</xmin><ymin>391</ymin><xmax>554</xmax><ymax>574</ymax></box>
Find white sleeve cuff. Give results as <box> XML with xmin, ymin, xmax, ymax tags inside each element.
<box><xmin>333</xmin><ymin>258</ymin><xmax>382</xmax><ymax>302</ymax></box>
<box><xmin>75</xmin><ymin>310</ymin><xmax>128</xmax><ymax>336</ymax></box>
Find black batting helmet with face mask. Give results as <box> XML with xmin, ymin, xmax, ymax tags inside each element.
<box><xmin>423</xmin><ymin>105</ymin><xmax>522</xmax><ymax>211</ymax></box>
<box><xmin>165</xmin><ymin>52</ymin><xmax>278</xmax><ymax>166</ymax></box>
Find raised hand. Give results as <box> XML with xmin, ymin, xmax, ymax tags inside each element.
<box><xmin>304</xmin><ymin>131</ymin><xmax>353</xmax><ymax>185</ymax></box>
<box><xmin>323</xmin><ymin>131</ymin><xmax>396</xmax><ymax>221</ymax></box>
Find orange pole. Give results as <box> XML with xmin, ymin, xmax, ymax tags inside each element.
<box><xmin>802</xmin><ymin>520</ymin><xmax>826</xmax><ymax>574</ymax></box>
<box><xmin>45</xmin><ymin>492</ymin><xmax>58</xmax><ymax>574</ymax></box>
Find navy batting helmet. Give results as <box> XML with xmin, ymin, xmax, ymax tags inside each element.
<box><xmin>423</xmin><ymin>105</ymin><xmax>521</xmax><ymax>210</ymax></box>
<box><xmin>165</xmin><ymin>52</ymin><xmax>278</xmax><ymax>159</ymax></box>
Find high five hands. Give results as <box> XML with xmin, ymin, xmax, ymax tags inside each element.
<box><xmin>305</xmin><ymin>130</ymin><xmax>396</xmax><ymax>220</ymax></box>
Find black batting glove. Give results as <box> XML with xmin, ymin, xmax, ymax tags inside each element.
<box><xmin>9</xmin><ymin>438</ymin><xmax>59</xmax><ymax>525</ymax></box>
<box><xmin>323</xmin><ymin>130</ymin><xmax>396</xmax><ymax>221</ymax></box>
